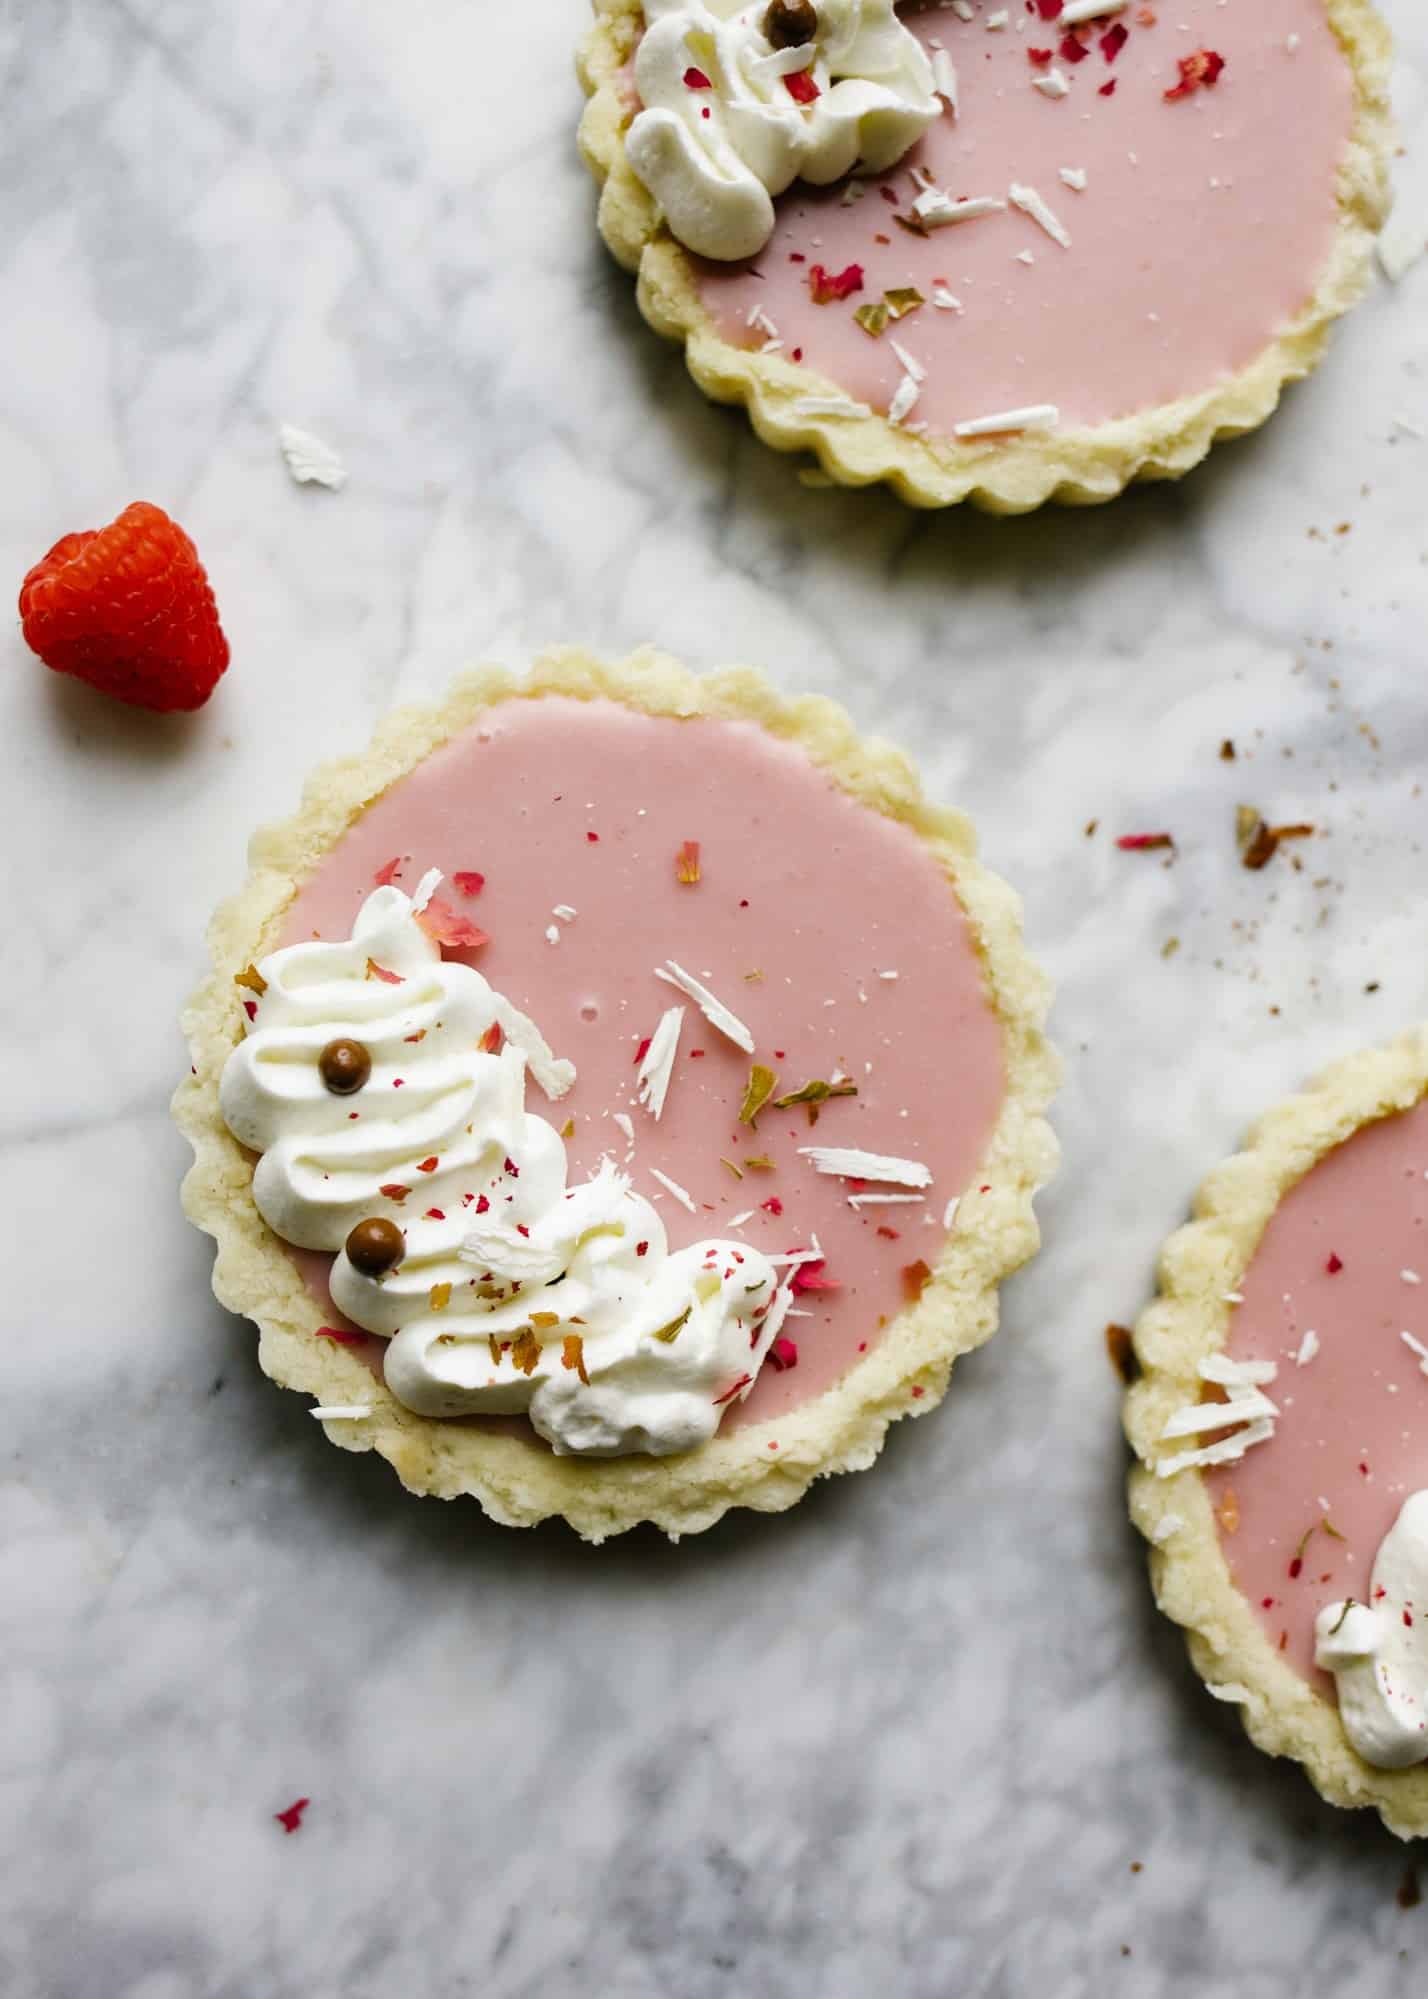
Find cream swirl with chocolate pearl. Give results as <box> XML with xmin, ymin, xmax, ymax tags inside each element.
<box><xmin>219</xmin><ymin>881</ymin><xmax>790</xmax><ymax>1456</ymax></box>
<box><xmin>625</xmin><ymin>0</ymin><xmax>939</xmax><ymax>261</ymax></box>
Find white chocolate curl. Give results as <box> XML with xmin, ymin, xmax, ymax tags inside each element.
<box><xmin>221</xmin><ymin>886</ymin><xmax>792</xmax><ymax>1455</ymax></box>
<box><xmin>628</xmin><ymin>0</ymin><xmax>940</xmax><ymax>261</ymax></box>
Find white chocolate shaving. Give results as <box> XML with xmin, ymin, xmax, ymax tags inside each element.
<box><xmin>636</xmin><ymin>1006</ymin><xmax>684</xmax><ymax>1122</ymax></box>
<box><xmin>1009</xmin><ymin>182</ymin><xmax>1071</xmax><ymax>250</ymax></box>
<box><xmin>649</xmin><ymin>1167</ymin><xmax>697</xmax><ymax>1214</ymax></box>
<box><xmin>799</xmin><ymin>1147</ymin><xmax>932</xmax><ymax>1188</ymax></box>
<box><xmin>954</xmin><ymin>404</ymin><xmax>1059</xmax><ymax>439</ymax></box>
<box><xmin>654</xmin><ymin>961</ymin><xmax>755</xmax><ymax>1054</ymax></box>
<box><xmin>279</xmin><ymin>423</ymin><xmax>348</xmax><ymax>491</ymax></box>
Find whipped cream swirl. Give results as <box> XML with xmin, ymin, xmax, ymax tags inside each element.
<box><xmin>628</xmin><ymin>0</ymin><xmax>941</xmax><ymax>261</ymax></box>
<box><xmin>220</xmin><ymin>885</ymin><xmax>791</xmax><ymax>1456</ymax></box>
<box><xmin>1315</xmin><ymin>1491</ymin><xmax>1428</xmax><ymax>1769</ymax></box>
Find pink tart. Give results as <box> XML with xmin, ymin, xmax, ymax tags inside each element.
<box><xmin>177</xmin><ymin>651</ymin><xmax>1057</xmax><ymax>1540</ymax></box>
<box><xmin>579</xmin><ymin>0</ymin><xmax>1392</xmax><ymax>511</ymax></box>
<box><xmin>1127</xmin><ymin>1030</ymin><xmax>1428</xmax><ymax>1838</ymax></box>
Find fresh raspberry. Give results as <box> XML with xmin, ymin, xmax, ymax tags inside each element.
<box><xmin>18</xmin><ymin>501</ymin><xmax>229</xmax><ymax>712</ymax></box>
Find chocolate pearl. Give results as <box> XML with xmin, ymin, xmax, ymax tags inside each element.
<box><xmin>345</xmin><ymin>1217</ymin><xmax>405</xmax><ymax>1278</ymax></box>
<box><xmin>319</xmin><ymin>1037</ymin><xmax>371</xmax><ymax>1095</ymax></box>
<box><xmin>764</xmin><ymin>0</ymin><xmax>818</xmax><ymax>49</ymax></box>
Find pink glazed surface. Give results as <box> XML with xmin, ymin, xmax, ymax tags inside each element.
<box><xmin>1206</xmin><ymin>1100</ymin><xmax>1428</xmax><ymax>1689</ymax></box>
<box><xmin>693</xmin><ymin>0</ymin><xmax>1354</xmax><ymax>432</ymax></box>
<box><xmin>275</xmin><ymin>697</ymin><xmax>1006</xmax><ymax>1433</ymax></box>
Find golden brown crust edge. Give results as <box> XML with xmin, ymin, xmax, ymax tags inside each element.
<box><xmin>175</xmin><ymin>648</ymin><xmax>1059</xmax><ymax>1542</ymax></box>
<box><xmin>1125</xmin><ymin>1028</ymin><xmax>1428</xmax><ymax>1839</ymax></box>
<box><xmin>576</xmin><ymin>0</ymin><xmax>1394</xmax><ymax>515</ymax></box>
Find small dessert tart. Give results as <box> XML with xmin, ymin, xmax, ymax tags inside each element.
<box><xmin>578</xmin><ymin>0</ymin><xmax>1392</xmax><ymax>513</ymax></box>
<box><xmin>176</xmin><ymin>650</ymin><xmax>1057</xmax><ymax>1541</ymax></box>
<box><xmin>1126</xmin><ymin>1030</ymin><xmax>1428</xmax><ymax>1838</ymax></box>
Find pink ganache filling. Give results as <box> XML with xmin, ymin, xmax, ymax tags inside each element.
<box><xmin>277</xmin><ymin>697</ymin><xmax>1006</xmax><ymax>1434</ymax></box>
<box><xmin>689</xmin><ymin>0</ymin><xmax>1354</xmax><ymax>433</ymax></box>
<box><xmin>1207</xmin><ymin>1099</ymin><xmax>1428</xmax><ymax>1689</ymax></box>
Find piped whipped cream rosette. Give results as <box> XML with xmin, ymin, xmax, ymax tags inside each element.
<box><xmin>220</xmin><ymin>881</ymin><xmax>792</xmax><ymax>1457</ymax></box>
<box><xmin>1126</xmin><ymin>1027</ymin><xmax>1428</xmax><ymax>1838</ymax></box>
<box><xmin>579</xmin><ymin>0</ymin><xmax>1392</xmax><ymax>510</ymax></box>
<box><xmin>177</xmin><ymin>650</ymin><xmax>1057</xmax><ymax>1540</ymax></box>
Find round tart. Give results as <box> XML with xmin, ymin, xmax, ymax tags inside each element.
<box><xmin>578</xmin><ymin>0</ymin><xmax>1392</xmax><ymax>513</ymax></box>
<box><xmin>176</xmin><ymin>650</ymin><xmax>1057</xmax><ymax>1541</ymax></box>
<box><xmin>1126</xmin><ymin>1030</ymin><xmax>1428</xmax><ymax>1838</ymax></box>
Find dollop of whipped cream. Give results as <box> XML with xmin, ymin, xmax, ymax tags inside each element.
<box><xmin>1314</xmin><ymin>1491</ymin><xmax>1428</xmax><ymax>1769</ymax></box>
<box><xmin>220</xmin><ymin>883</ymin><xmax>793</xmax><ymax>1456</ymax></box>
<box><xmin>627</xmin><ymin>0</ymin><xmax>940</xmax><ymax>261</ymax></box>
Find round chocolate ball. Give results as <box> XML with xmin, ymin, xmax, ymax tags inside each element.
<box><xmin>765</xmin><ymin>0</ymin><xmax>818</xmax><ymax>50</ymax></box>
<box><xmin>319</xmin><ymin>1037</ymin><xmax>371</xmax><ymax>1095</ymax></box>
<box><xmin>345</xmin><ymin>1216</ymin><xmax>405</xmax><ymax>1278</ymax></box>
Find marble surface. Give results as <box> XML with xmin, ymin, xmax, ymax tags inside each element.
<box><xmin>4</xmin><ymin>3</ymin><xmax>1428</xmax><ymax>1993</ymax></box>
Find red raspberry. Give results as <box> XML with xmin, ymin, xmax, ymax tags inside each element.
<box><xmin>19</xmin><ymin>501</ymin><xmax>229</xmax><ymax>712</ymax></box>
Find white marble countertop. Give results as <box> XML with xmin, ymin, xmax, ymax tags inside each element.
<box><xmin>4</xmin><ymin>4</ymin><xmax>1428</xmax><ymax>1993</ymax></box>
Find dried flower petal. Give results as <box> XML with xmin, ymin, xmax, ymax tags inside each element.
<box><xmin>510</xmin><ymin>1330</ymin><xmax>542</xmax><ymax>1377</ymax></box>
<box><xmin>561</xmin><ymin>1334</ymin><xmax>590</xmax><ymax>1384</ymax></box>
<box><xmin>366</xmin><ymin>958</ymin><xmax>404</xmax><ymax>985</ymax></box>
<box><xmin>429</xmin><ymin>1282</ymin><xmax>452</xmax><ymax>1312</ymax></box>
<box><xmin>738</xmin><ymin>1064</ymin><xmax>779</xmax><ymax>1127</ymax></box>
<box><xmin>274</xmin><ymin>1798</ymin><xmax>310</xmax><ymax>1835</ymax></box>
<box><xmin>809</xmin><ymin>261</ymin><xmax>864</xmax><ymax>304</ymax></box>
<box><xmin>417</xmin><ymin>896</ymin><xmax>489</xmax><ymax>950</ymax></box>
<box><xmin>315</xmin><ymin>1325</ymin><xmax>364</xmax><ymax>1347</ymax></box>
<box><xmin>902</xmin><ymin>1259</ymin><xmax>933</xmax><ymax>1302</ymax></box>
<box><xmin>675</xmin><ymin>839</ymin><xmax>702</xmax><ymax>885</ymax></box>
<box><xmin>452</xmin><ymin>871</ymin><xmax>486</xmax><ymax>898</ymax></box>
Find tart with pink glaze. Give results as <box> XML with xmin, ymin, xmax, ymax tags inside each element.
<box><xmin>176</xmin><ymin>650</ymin><xmax>1057</xmax><ymax>1541</ymax></box>
<box><xmin>578</xmin><ymin>0</ymin><xmax>1392</xmax><ymax>512</ymax></box>
<box><xmin>1126</xmin><ymin>1031</ymin><xmax>1428</xmax><ymax>1838</ymax></box>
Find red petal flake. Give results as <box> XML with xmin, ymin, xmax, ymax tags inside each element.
<box><xmin>809</xmin><ymin>261</ymin><xmax>864</xmax><ymax>305</ymax></box>
<box><xmin>379</xmin><ymin>1183</ymin><xmax>410</xmax><ymax>1203</ymax></box>
<box><xmin>274</xmin><ymin>1798</ymin><xmax>310</xmax><ymax>1835</ymax></box>
<box><xmin>1059</xmin><ymin>33</ymin><xmax>1089</xmax><ymax>62</ymax></box>
<box><xmin>767</xmin><ymin>1336</ymin><xmax>799</xmax><ymax>1372</ymax></box>
<box><xmin>791</xmin><ymin>1259</ymin><xmax>841</xmax><ymax>1295</ymax></box>
<box><xmin>1326</xmin><ymin>1252</ymin><xmax>1344</xmax><ymax>1274</ymax></box>
<box><xmin>586</xmin><ymin>830</ymin><xmax>600</xmax><ymax>843</ymax></box>
<box><xmin>424</xmin><ymin>1208</ymin><xmax>445</xmax><ymax>1220</ymax></box>
<box><xmin>1164</xmin><ymin>48</ymin><xmax>1224</xmax><ymax>100</ymax></box>
<box><xmin>315</xmin><ymin>1326</ymin><xmax>364</xmax><ymax>1347</ymax></box>
<box><xmin>452</xmin><ymin>870</ymin><xmax>486</xmax><ymax>898</ymax></box>
<box><xmin>1116</xmin><ymin>831</ymin><xmax>1174</xmax><ymax>852</ymax></box>
<box><xmin>1100</xmin><ymin>23</ymin><xmax>1128</xmax><ymax>60</ymax></box>
<box><xmin>417</xmin><ymin>1156</ymin><xmax>439</xmax><ymax>1173</ymax></box>
<box><xmin>1028</xmin><ymin>47</ymin><xmax>1053</xmax><ymax>66</ymax></box>
<box><xmin>675</xmin><ymin>838</ymin><xmax>702</xmax><ymax>886</ymax></box>
<box><xmin>784</xmin><ymin>67</ymin><xmax>820</xmax><ymax>105</ymax></box>
<box><xmin>683</xmin><ymin>66</ymin><xmax>712</xmax><ymax>89</ymax></box>
<box><xmin>1034</xmin><ymin>0</ymin><xmax>1063</xmax><ymax>16</ymax></box>
<box><xmin>633</xmin><ymin>1036</ymin><xmax>652</xmax><ymax>1066</ymax></box>
<box><xmin>479</xmin><ymin>1022</ymin><xmax>504</xmax><ymax>1055</ymax></box>
<box><xmin>760</xmin><ymin>1196</ymin><xmax>783</xmax><ymax>1216</ymax></box>
<box><xmin>243</xmin><ymin>999</ymin><xmax>257</xmax><ymax>1021</ymax></box>
<box><xmin>713</xmin><ymin>1371</ymin><xmax>753</xmax><ymax>1406</ymax></box>
<box><xmin>366</xmin><ymin>957</ymin><xmax>404</xmax><ymax>984</ymax></box>
<box><xmin>373</xmin><ymin>856</ymin><xmax>405</xmax><ymax>887</ymax></box>
<box><xmin>475</xmin><ymin>1193</ymin><xmax>490</xmax><ymax>1214</ymax></box>
<box><xmin>876</xmin><ymin>1224</ymin><xmax>901</xmax><ymax>1240</ymax></box>
<box><xmin>1099</xmin><ymin>79</ymin><xmax>1117</xmax><ymax>95</ymax></box>
<box><xmin>416</xmin><ymin>896</ymin><xmax>489</xmax><ymax>951</ymax></box>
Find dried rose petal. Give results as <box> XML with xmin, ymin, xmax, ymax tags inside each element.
<box><xmin>416</xmin><ymin>896</ymin><xmax>489</xmax><ymax>951</ymax></box>
<box><xmin>451</xmin><ymin>871</ymin><xmax>486</xmax><ymax>898</ymax></box>
<box><xmin>274</xmin><ymin>1798</ymin><xmax>310</xmax><ymax>1835</ymax></box>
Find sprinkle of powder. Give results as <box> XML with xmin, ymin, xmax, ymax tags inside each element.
<box><xmin>801</xmin><ymin>1147</ymin><xmax>932</xmax><ymax>1188</ymax></box>
<box><xmin>279</xmin><ymin>423</ymin><xmax>347</xmax><ymax>490</ymax></box>
<box><xmin>649</xmin><ymin>1167</ymin><xmax>697</xmax><ymax>1214</ymax></box>
<box><xmin>655</xmin><ymin>961</ymin><xmax>755</xmax><ymax>1053</ymax></box>
<box><xmin>955</xmin><ymin>404</ymin><xmax>1060</xmax><ymax>438</ymax></box>
<box><xmin>1009</xmin><ymin>182</ymin><xmax>1071</xmax><ymax>249</ymax></box>
<box><xmin>1295</xmin><ymin>1329</ymin><xmax>1320</xmax><ymax>1367</ymax></box>
<box><xmin>309</xmin><ymin>1405</ymin><xmax>373</xmax><ymax>1421</ymax></box>
<box><xmin>636</xmin><ymin>1005</ymin><xmax>685</xmax><ymax>1121</ymax></box>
